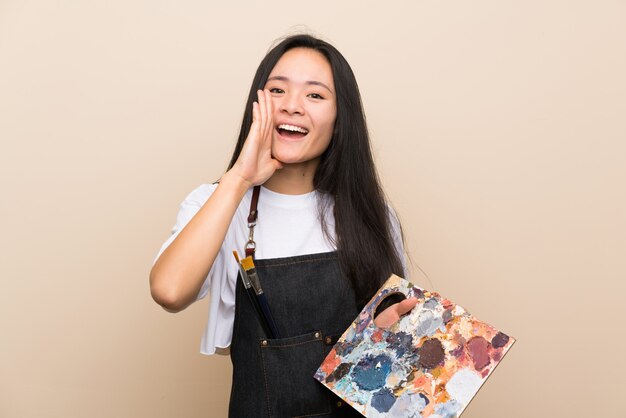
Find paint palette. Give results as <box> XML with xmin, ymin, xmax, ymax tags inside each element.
<box><xmin>315</xmin><ymin>275</ymin><xmax>515</xmax><ymax>417</ymax></box>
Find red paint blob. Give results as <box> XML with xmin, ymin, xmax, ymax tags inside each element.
<box><xmin>467</xmin><ymin>336</ymin><xmax>491</xmax><ymax>371</ymax></box>
<box><xmin>371</xmin><ymin>329</ymin><xmax>384</xmax><ymax>343</ymax></box>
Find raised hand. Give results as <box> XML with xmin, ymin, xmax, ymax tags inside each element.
<box><xmin>151</xmin><ymin>90</ymin><xmax>283</xmax><ymax>312</ymax></box>
<box><xmin>230</xmin><ymin>89</ymin><xmax>283</xmax><ymax>187</ymax></box>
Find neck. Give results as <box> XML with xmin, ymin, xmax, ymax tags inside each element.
<box><xmin>263</xmin><ymin>159</ymin><xmax>319</xmax><ymax>195</ymax></box>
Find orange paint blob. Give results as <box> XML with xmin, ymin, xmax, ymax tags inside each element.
<box><xmin>320</xmin><ymin>349</ymin><xmax>341</xmax><ymax>375</ymax></box>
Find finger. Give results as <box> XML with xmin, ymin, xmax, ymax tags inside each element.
<box><xmin>273</xmin><ymin>159</ymin><xmax>283</xmax><ymax>171</ymax></box>
<box><xmin>261</xmin><ymin>89</ymin><xmax>273</xmax><ymax>144</ymax></box>
<box><xmin>264</xmin><ymin>89</ymin><xmax>273</xmax><ymax>140</ymax></box>
<box><xmin>397</xmin><ymin>297</ymin><xmax>419</xmax><ymax>316</ymax></box>
<box><xmin>374</xmin><ymin>309</ymin><xmax>400</xmax><ymax>329</ymax></box>
<box><xmin>247</xmin><ymin>101</ymin><xmax>261</xmax><ymax>144</ymax></box>
<box><xmin>251</xmin><ymin>101</ymin><xmax>260</xmax><ymax>132</ymax></box>
<box><xmin>257</xmin><ymin>90</ymin><xmax>267</xmax><ymax>135</ymax></box>
<box><xmin>251</xmin><ymin>101</ymin><xmax>258</xmax><ymax>123</ymax></box>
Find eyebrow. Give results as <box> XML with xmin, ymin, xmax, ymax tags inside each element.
<box><xmin>266</xmin><ymin>75</ymin><xmax>334</xmax><ymax>95</ymax></box>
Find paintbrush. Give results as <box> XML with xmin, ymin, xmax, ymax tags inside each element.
<box><xmin>232</xmin><ymin>251</ymin><xmax>272</xmax><ymax>337</ymax></box>
<box><xmin>240</xmin><ymin>256</ymin><xmax>281</xmax><ymax>339</ymax></box>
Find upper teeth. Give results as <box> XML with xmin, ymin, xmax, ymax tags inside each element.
<box><xmin>278</xmin><ymin>124</ymin><xmax>308</xmax><ymax>134</ymax></box>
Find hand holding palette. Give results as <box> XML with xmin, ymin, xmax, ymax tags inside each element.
<box><xmin>314</xmin><ymin>275</ymin><xmax>515</xmax><ymax>418</ymax></box>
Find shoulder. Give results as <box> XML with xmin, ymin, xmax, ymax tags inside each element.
<box><xmin>386</xmin><ymin>203</ymin><xmax>401</xmax><ymax>227</ymax></box>
<box><xmin>385</xmin><ymin>203</ymin><xmax>404</xmax><ymax>248</ymax></box>
<box><xmin>180</xmin><ymin>182</ymin><xmax>220</xmax><ymax>205</ymax></box>
<box><xmin>169</xmin><ymin>182</ymin><xmax>229</xmax><ymax>231</ymax></box>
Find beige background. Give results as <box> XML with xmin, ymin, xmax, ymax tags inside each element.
<box><xmin>1</xmin><ymin>1</ymin><xmax>625</xmax><ymax>417</ymax></box>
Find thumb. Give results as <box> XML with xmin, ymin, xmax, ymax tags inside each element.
<box><xmin>396</xmin><ymin>297</ymin><xmax>419</xmax><ymax>316</ymax></box>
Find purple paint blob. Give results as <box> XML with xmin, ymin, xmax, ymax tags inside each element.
<box><xmin>450</xmin><ymin>343</ymin><xmax>464</xmax><ymax>358</ymax></box>
<box><xmin>334</xmin><ymin>340</ymin><xmax>356</xmax><ymax>357</ymax></box>
<box><xmin>385</xmin><ymin>331</ymin><xmax>413</xmax><ymax>357</ymax></box>
<box><xmin>491</xmin><ymin>332</ymin><xmax>510</xmax><ymax>348</ymax></box>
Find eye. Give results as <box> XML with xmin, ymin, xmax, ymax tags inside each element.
<box><xmin>269</xmin><ymin>87</ymin><xmax>284</xmax><ymax>94</ymax></box>
<box><xmin>308</xmin><ymin>93</ymin><xmax>324</xmax><ymax>100</ymax></box>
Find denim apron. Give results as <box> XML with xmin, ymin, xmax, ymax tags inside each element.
<box><xmin>228</xmin><ymin>188</ymin><xmax>363</xmax><ymax>418</ymax></box>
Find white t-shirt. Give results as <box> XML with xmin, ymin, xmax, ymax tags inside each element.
<box><xmin>155</xmin><ymin>183</ymin><xmax>406</xmax><ymax>355</ymax></box>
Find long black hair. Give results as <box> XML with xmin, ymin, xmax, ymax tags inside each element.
<box><xmin>227</xmin><ymin>34</ymin><xmax>405</xmax><ymax>308</ymax></box>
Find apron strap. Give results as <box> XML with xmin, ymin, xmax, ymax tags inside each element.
<box><xmin>245</xmin><ymin>185</ymin><xmax>261</xmax><ymax>258</ymax></box>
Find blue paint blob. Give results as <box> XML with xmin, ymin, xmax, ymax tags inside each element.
<box><xmin>371</xmin><ymin>388</ymin><xmax>396</xmax><ymax>413</ymax></box>
<box><xmin>424</xmin><ymin>298</ymin><xmax>439</xmax><ymax>310</ymax></box>
<box><xmin>351</xmin><ymin>353</ymin><xmax>392</xmax><ymax>391</ymax></box>
<box><xmin>434</xmin><ymin>400</ymin><xmax>462</xmax><ymax>418</ymax></box>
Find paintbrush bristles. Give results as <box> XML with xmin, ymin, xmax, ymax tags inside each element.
<box><xmin>241</xmin><ymin>256</ymin><xmax>255</xmax><ymax>271</ymax></box>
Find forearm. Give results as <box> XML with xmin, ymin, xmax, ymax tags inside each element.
<box><xmin>149</xmin><ymin>171</ymin><xmax>250</xmax><ymax>312</ymax></box>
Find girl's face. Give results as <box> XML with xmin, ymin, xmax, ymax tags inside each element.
<box><xmin>264</xmin><ymin>47</ymin><xmax>337</xmax><ymax>166</ymax></box>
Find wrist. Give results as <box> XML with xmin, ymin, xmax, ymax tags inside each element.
<box><xmin>219</xmin><ymin>170</ymin><xmax>254</xmax><ymax>195</ymax></box>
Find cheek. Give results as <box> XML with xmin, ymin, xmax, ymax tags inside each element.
<box><xmin>324</xmin><ymin>118</ymin><xmax>336</xmax><ymax>144</ymax></box>
<box><xmin>270</xmin><ymin>98</ymin><xmax>281</xmax><ymax>118</ymax></box>
<box><xmin>315</xmin><ymin>108</ymin><xmax>336</xmax><ymax>139</ymax></box>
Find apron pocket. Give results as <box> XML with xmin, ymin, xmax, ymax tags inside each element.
<box><xmin>260</xmin><ymin>330</ymin><xmax>332</xmax><ymax>418</ymax></box>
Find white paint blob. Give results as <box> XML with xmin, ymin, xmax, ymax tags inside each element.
<box><xmin>445</xmin><ymin>368</ymin><xmax>483</xmax><ymax>406</ymax></box>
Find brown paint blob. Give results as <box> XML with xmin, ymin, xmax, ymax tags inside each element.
<box><xmin>467</xmin><ymin>336</ymin><xmax>491</xmax><ymax>371</ymax></box>
<box><xmin>418</xmin><ymin>338</ymin><xmax>445</xmax><ymax>369</ymax></box>
<box><xmin>327</xmin><ymin>362</ymin><xmax>353</xmax><ymax>383</ymax></box>
<box><xmin>491</xmin><ymin>332</ymin><xmax>510</xmax><ymax>348</ymax></box>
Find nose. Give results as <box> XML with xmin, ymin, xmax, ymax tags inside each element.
<box><xmin>278</xmin><ymin>91</ymin><xmax>304</xmax><ymax>116</ymax></box>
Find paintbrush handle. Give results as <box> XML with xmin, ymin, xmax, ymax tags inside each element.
<box><xmin>244</xmin><ymin>284</ymin><xmax>273</xmax><ymax>337</ymax></box>
<box><xmin>257</xmin><ymin>294</ymin><xmax>281</xmax><ymax>339</ymax></box>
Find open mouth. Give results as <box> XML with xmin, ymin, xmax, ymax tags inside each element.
<box><xmin>277</xmin><ymin>124</ymin><xmax>309</xmax><ymax>140</ymax></box>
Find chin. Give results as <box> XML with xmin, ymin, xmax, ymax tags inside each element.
<box><xmin>273</xmin><ymin>154</ymin><xmax>306</xmax><ymax>165</ymax></box>
<box><xmin>273</xmin><ymin>151</ymin><xmax>321</xmax><ymax>167</ymax></box>
<box><xmin>271</xmin><ymin>147</ymin><xmax>302</xmax><ymax>164</ymax></box>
